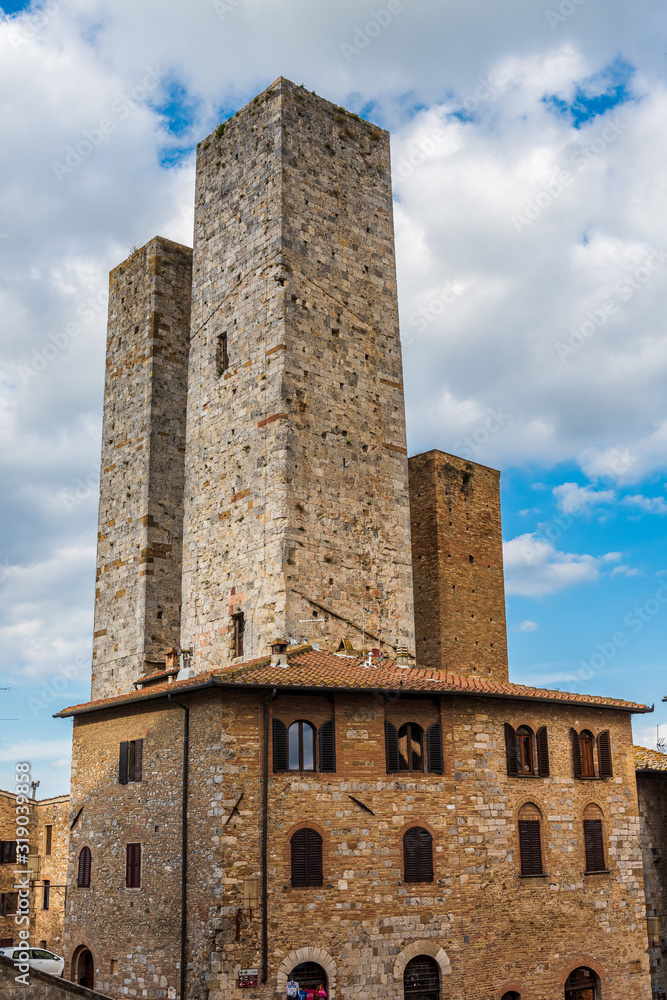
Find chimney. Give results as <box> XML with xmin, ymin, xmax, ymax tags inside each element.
<box><xmin>270</xmin><ymin>638</ymin><xmax>289</xmax><ymax>667</ymax></box>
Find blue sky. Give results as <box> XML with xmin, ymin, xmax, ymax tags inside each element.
<box><xmin>2</xmin><ymin>0</ymin><xmax>667</xmax><ymax>795</ymax></box>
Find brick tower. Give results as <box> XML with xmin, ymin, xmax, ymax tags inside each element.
<box><xmin>91</xmin><ymin>238</ymin><xmax>192</xmax><ymax>699</ymax></box>
<box><xmin>180</xmin><ymin>78</ymin><xmax>415</xmax><ymax>670</ymax></box>
<box><xmin>409</xmin><ymin>450</ymin><xmax>509</xmax><ymax>680</ymax></box>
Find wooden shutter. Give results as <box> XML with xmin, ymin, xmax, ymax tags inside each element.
<box><xmin>403</xmin><ymin>827</ymin><xmax>434</xmax><ymax>883</ymax></box>
<box><xmin>584</xmin><ymin>819</ymin><xmax>605</xmax><ymax>871</ymax></box>
<box><xmin>291</xmin><ymin>829</ymin><xmax>322</xmax><ymax>887</ymax></box>
<box><xmin>78</xmin><ymin>847</ymin><xmax>91</xmax><ymax>887</ymax></box>
<box><xmin>571</xmin><ymin>728</ymin><xmax>583</xmax><ymax>778</ymax></box>
<box><xmin>536</xmin><ymin>726</ymin><xmax>550</xmax><ymax>776</ymax></box>
<box><xmin>319</xmin><ymin>719</ymin><xmax>336</xmax><ymax>773</ymax></box>
<box><xmin>597</xmin><ymin>730</ymin><xmax>613</xmax><ymax>777</ymax></box>
<box><xmin>385</xmin><ymin>721</ymin><xmax>399</xmax><ymax>773</ymax></box>
<box><xmin>272</xmin><ymin>718</ymin><xmax>288</xmax><ymax>772</ymax></box>
<box><xmin>504</xmin><ymin>723</ymin><xmax>518</xmax><ymax>776</ymax></box>
<box><xmin>133</xmin><ymin>739</ymin><xmax>143</xmax><ymax>781</ymax></box>
<box><xmin>119</xmin><ymin>741</ymin><xmax>129</xmax><ymax>785</ymax></box>
<box><xmin>426</xmin><ymin>722</ymin><xmax>444</xmax><ymax>774</ymax></box>
<box><xmin>518</xmin><ymin>820</ymin><xmax>542</xmax><ymax>875</ymax></box>
<box><xmin>126</xmin><ymin>843</ymin><xmax>141</xmax><ymax>888</ymax></box>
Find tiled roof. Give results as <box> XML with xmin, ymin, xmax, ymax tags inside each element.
<box><xmin>635</xmin><ymin>745</ymin><xmax>667</xmax><ymax>771</ymax></box>
<box><xmin>55</xmin><ymin>646</ymin><xmax>652</xmax><ymax>718</ymax></box>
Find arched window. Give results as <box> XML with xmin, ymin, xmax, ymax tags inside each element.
<box><xmin>571</xmin><ymin>729</ymin><xmax>613</xmax><ymax>779</ymax></box>
<box><xmin>290</xmin><ymin>828</ymin><xmax>323</xmax><ymax>887</ymax></box>
<box><xmin>583</xmin><ymin>804</ymin><xmax>606</xmax><ymax>873</ymax></box>
<box><xmin>398</xmin><ymin>722</ymin><xmax>424</xmax><ymax>771</ymax></box>
<box><xmin>290</xmin><ymin>962</ymin><xmax>328</xmax><ymax>994</ymax></box>
<box><xmin>404</xmin><ymin>955</ymin><xmax>440</xmax><ymax>1000</ymax></box>
<box><xmin>564</xmin><ymin>966</ymin><xmax>600</xmax><ymax>1000</ymax></box>
<box><xmin>288</xmin><ymin>721</ymin><xmax>315</xmax><ymax>771</ymax></box>
<box><xmin>77</xmin><ymin>847</ymin><xmax>91</xmax><ymax>888</ymax></box>
<box><xmin>516</xmin><ymin>726</ymin><xmax>534</xmax><ymax>774</ymax></box>
<box><xmin>403</xmin><ymin>827</ymin><xmax>434</xmax><ymax>883</ymax></box>
<box><xmin>517</xmin><ymin>803</ymin><xmax>543</xmax><ymax>876</ymax></box>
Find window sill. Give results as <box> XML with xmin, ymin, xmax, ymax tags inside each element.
<box><xmin>575</xmin><ymin>775</ymin><xmax>603</xmax><ymax>780</ymax></box>
<box><xmin>584</xmin><ymin>869</ymin><xmax>611</xmax><ymax>875</ymax></box>
<box><xmin>509</xmin><ymin>773</ymin><xmax>543</xmax><ymax>779</ymax></box>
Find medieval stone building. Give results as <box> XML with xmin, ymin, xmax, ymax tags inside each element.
<box><xmin>56</xmin><ymin>78</ymin><xmax>658</xmax><ymax>1000</ymax></box>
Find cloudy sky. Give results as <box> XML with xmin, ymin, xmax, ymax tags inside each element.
<box><xmin>2</xmin><ymin>0</ymin><xmax>667</xmax><ymax>796</ymax></box>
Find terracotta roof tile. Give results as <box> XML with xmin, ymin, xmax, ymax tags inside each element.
<box><xmin>635</xmin><ymin>745</ymin><xmax>667</xmax><ymax>771</ymax></box>
<box><xmin>55</xmin><ymin>647</ymin><xmax>652</xmax><ymax>718</ymax></box>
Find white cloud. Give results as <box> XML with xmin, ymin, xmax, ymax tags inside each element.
<box><xmin>622</xmin><ymin>494</ymin><xmax>667</xmax><ymax>514</ymax></box>
<box><xmin>513</xmin><ymin>619</ymin><xmax>539</xmax><ymax>632</ymax></box>
<box><xmin>503</xmin><ymin>533</ymin><xmax>612</xmax><ymax>596</ymax></box>
<box><xmin>553</xmin><ymin>482</ymin><xmax>616</xmax><ymax>515</ymax></box>
<box><xmin>611</xmin><ymin>563</ymin><xmax>643</xmax><ymax>577</ymax></box>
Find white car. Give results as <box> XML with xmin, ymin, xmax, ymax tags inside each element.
<box><xmin>0</xmin><ymin>946</ymin><xmax>65</xmax><ymax>976</ymax></box>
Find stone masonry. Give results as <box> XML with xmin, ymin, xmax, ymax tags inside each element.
<box><xmin>180</xmin><ymin>78</ymin><xmax>415</xmax><ymax>672</ymax></box>
<box><xmin>91</xmin><ymin>238</ymin><xmax>192</xmax><ymax>700</ymax></box>
<box><xmin>410</xmin><ymin>450</ymin><xmax>508</xmax><ymax>681</ymax></box>
<box><xmin>635</xmin><ymin>748</ymin><xmax>667</xmax><ymax>999</ymax></box>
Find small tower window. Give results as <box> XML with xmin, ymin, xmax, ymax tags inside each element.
<box><xmin>218</xmin><ymin>332</ymin><xmax>229</xmax><ymax>375</ymax></box>
<box><xmin>232</xmin><ymin>612</ymin><xmax>245</xmax><ymax>658</ymax></box>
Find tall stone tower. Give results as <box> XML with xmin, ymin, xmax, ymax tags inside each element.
<box><xmin>409</xmin><ymin>450</ymin><xmax>509</xmax><ymax>681</ymax></box>
<box><xmin>91</xmin><ymin>238</ymin><xmax>192</xmax><ymax>699</ymax></box>
<box><xmin>180</xmin><ymin>77</ymin><xmax>415</xmax><ymax>670</ymax></box>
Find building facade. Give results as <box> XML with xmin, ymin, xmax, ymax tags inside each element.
<box><xmin>56</xmin><ymin>76</ymin><xmax>657</xmax><ymax>1000</ymax></box>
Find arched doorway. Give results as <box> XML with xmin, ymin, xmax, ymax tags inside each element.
<box><xmin>290</xmin><ymin>962</ymin><xmax>328</xmax><ymax>995</ymax></box>
<box><xmin>502</xmin><ymin>993</ymin><xmax>521</xmax><ymax>1000</ymax></box>
<box><xmin>565</xmin><ymin>967</ymin><xmax>600</xmax><ymax>1000</ymax></box>
<box><xmin>73</xmin><ymin>947</ymin><xmax>94</xmax><ymax>989</ymax></box>
<box><xmin>404</xmin><ymin>955</ymin><xmax>440</xmax><ymax>1000</ymax></box>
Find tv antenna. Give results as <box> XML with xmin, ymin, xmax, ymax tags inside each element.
<box><xmin>658</xmin><ymin>725</ymin><xmax>666</xmax><ymax>754</ymax></box>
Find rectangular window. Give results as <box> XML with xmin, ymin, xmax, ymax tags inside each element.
<box><xmin>518</xmin><ymin>819</ymin><xmax>543</xmax><ymax>875</ymax></box>
<box><xmin>0</xmin><ymin>841</ymin><xmax>16</xmax><ymax>865</ymax></box>
<box><xmin>647</xmin><ymin>917</ymin><xmax>660</xmax><ymax>946</ymax></box>
<box><xmin>218</xmin><ymin>332</ymin><xmax>229</xmax><ymax>375</ymax></box>
<box><xmin>44</xmin><ymin>825</ymin><xmax>52</xmax><ymax>856</ymax></box>
<box><xmin>42</xmin><ymin>880</ymin><xmax>50</xmax><ymax>911</ymax></box>
<box><xmin>126</xmin><ymin>843</ymin><xmax>141</xmax><ymax>888</ymax></box>
<box><xmin>0</xmin><ymin>893</ymin><xmax>18</xmax><ymax>915</ymax></box>
<box><xmin>584</xmin><ymin>819</ymin><xmax>606</xmax><ymax>872</ymax></box>
<box><xmin>119</xmin><ymin>739</ymin><xmax>143</xmax><ymax>784</ymax></box>
<box><xmin>233</xmin><ymin>612</ymin><xmax>244</xmax><ymax>658</ymax></box>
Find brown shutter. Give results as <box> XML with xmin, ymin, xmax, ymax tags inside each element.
<box><xmin>403</xmin><ymin>828</ymin><xmax>419</xmax><ymax>882</ymax></box>
<box><xmin>119</xmin><ymin>742</ymin><xmax>129</xmax><ymax>784</ymax></box>
<box><xmin>504</xmin><ymin>723</ymin><xmax>518</xmax><ymax>776</ymax></box>
<box><xmin>597</xmin><ymin>730</ymin><xmax>613</xmax><ymax>777</ymax></box>
<box><xmin>272</xmin><ymin>719</ymin><xmax>288</xmax><ymax>772</ymax></box>
<box><xmin>126</xmin><ymin>843</ymin><xmax>141</xmax><ymax>888</ymax></box>
<box><xmin>290</xmin><ymin>829</ymin><xmax>322</xmax><ymax>887</ymax></box>
<box><xmin>571</xmin><ymin>728</ymin><xmax>583</xmax><ymax>778</ymax></box>
<box><xmin>426</xmin><ymin>722</ymin><xmax>444</xmax><ymax>774</ymax></box>
<box><xmin>518</xmin><ymin>820</ymin><xmax>542</xmax><ymax>875</ymax></box>
<box><xmin>133</xmin><ymin>740</ymin><xmax>143</xmax><ymax>782</ymax></box>
<box><xmin>385</xmin><ymin>721</ymin><xmax>399</xmax><ymax>773</ymax></box>
<box><xmin>584</xmin><ymin>819</ymin><xmax>605</xmax><ymax>871</ymax></box>
<box><xmin>536</xmin><ymin>726</ymin><xmax>550</xmax><ymax>777</ymax></box>
<box><xmin>319</xmin><ymin>720</ymin><xmax>336</xmax><ymax>773</ymax></box>
<box><xmin>290</xmin><ymin>829</ymin><xmax>308</xmax><ymax>887</ymax></box>
<box><xmin>417</xmin><ymin>827</ymin><xmax>434</xmax><ymax>882</ymax></box>
<box><xmin>78</xmin><ymin>847</ymin><xmax>91</xmax><ymax>887</ymax></box>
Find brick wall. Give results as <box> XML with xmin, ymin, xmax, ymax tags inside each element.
<box><xmin>92</xmin><ymin>237</ymin><xmax>192</xmax><ymax>700</ymax></box>
<box><xmin>180</xmin><ymin>77</ymin><xmax>415</xmax><ymax>671</ymax></box>
<box><xmin>409</xmin><ymin>450</ymin><xmax>508</xmax><ymax>681</ymax></box>
<box><xmin>63</xmin><ymin>687</ymin><xmax>651</xmax><ymax>1000</ymax></box>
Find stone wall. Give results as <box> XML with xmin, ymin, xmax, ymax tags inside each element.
<box><xmin>180</xmin><ymin>77</ymin><xmax>415</xmax><ymax>670</ymax></box>
<box><xmin>91</xmin><ymin>237</ymin><xmax>192</xmax><ymax>700</ymax></box>
<box><xmin>637</xmin><ymin>770</ymin><xmax>667</xmax><ymax>999</ymax></box>
<box><xmin>0</xmin><ymin>953</ymin><xmax>113</xmax><ymax>999</ymax></box>
<box><xmin>409</xmin><ymin>450</ymin><xmax>508</xmax><ymax>680</ymax></box>
<box><xmin>63</xmin><ymin>686</ymin><xmax>651</xmax><ymax>1000</ymax></box>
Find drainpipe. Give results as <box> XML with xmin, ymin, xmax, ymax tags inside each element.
<box><xmin>168</xmin><ymin>694</ymin><xmax>189</xmax><ymax>1000</ymax></box>
<box><xmin>261</xmin><ymin>689</ymin><xmax>277</xmax><ymax>983</ymax></box>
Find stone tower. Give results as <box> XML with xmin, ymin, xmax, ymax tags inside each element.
<box><xmin>91</xmin><ymin>238</ymin><xmax>192</xmax><ymax>699</ymax></box>
<box><xmin>409</xmin><ymin>450</ymin><xmax>509</xmax><ymax>681</ymax></box>
<box><xmin>180</xmin><ymin>77</ymin><xmax>415</xmax><ymax>670</ymax></box>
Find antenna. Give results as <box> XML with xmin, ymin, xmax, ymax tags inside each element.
<box><xmin>658</xmin><ymin>725</ymin><xmax>666</xmax><ymax>754</ymax></box>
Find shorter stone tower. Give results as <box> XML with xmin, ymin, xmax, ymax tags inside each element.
<box><xmin>91</xmin><ymin>237</ymin><xmax>192</xmax><ymax>699</ymax></box>
<box><xmin>409</xmin><ymin>450</ymin><xmax>508</xmax><ymax>681</ymax></box>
